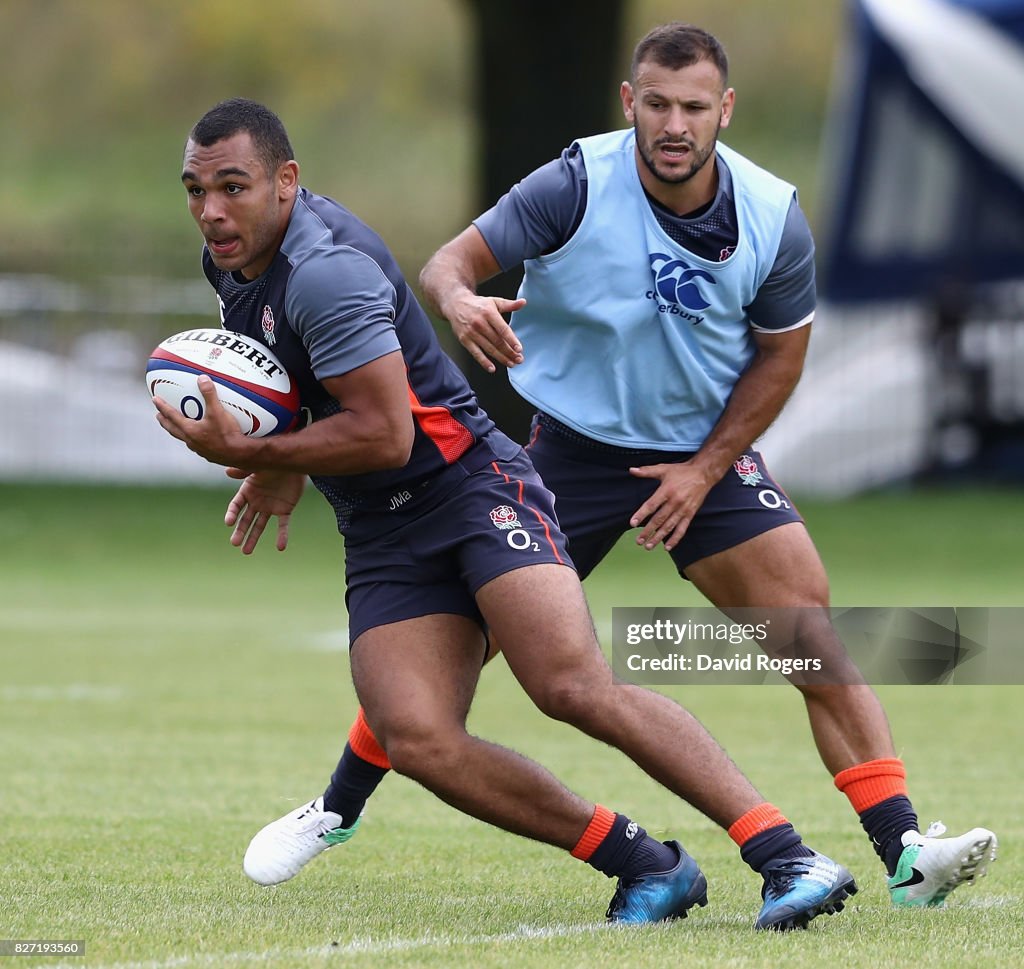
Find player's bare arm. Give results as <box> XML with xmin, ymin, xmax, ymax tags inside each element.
<box><xmin>420</xmin><ymin>226</ymin><xmax>525</xmax><ymax>372</ymax></box>
<box><xmin>629</xmin><ymin>324</ymin><xmax>811</xmax><ymax>551</ymax></box>
<box><xmin>153</xmin><ymin>349</ymin><xmax>414</xmax><ymax>475</ymax></box>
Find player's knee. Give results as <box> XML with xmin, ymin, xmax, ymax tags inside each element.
<box><xmin>378</xmin><ymin>720</ymin><xmax>468</xmax><ymax>781</ymax></box>
<box><xmin>529</xmin><ymin>673</ymin><xmax>607</xmax><ymax>729</ymax></box>
<box><xmin>804</xmin><ymin>582</ymin><xmax>831</xmax><ymax>609</ymax></box>
<box><xmin>770</xmin><ymin>580</ymin><xmax>830</xmax><ymax>610</ymax></box>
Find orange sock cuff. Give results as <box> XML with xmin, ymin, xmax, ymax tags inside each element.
<box><xmin>570</xmin><ymin>804</ymin><xmax>616</xmax><ymax>861</ymax></box>
<box><xmin>834</xmin><ymin>757</ymin><xmax>907</xmax><ymax>813</ymax></box>
<box><xmin>348</xmin><ymin>707</ymin><xmax>391</xmax><ymax>770</ymax></box>
<box><xmin>727</xmin><ymin>803</ymin><xmax>790</xmax><ymax>847</ymax></box>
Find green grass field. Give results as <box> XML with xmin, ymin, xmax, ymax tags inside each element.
<box><xmin>1</xmin><ymin>482</ymin><xmax>1021</xmax><ymax>969</ymax></box>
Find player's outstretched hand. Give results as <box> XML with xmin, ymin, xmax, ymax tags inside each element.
<box><xmin>448</xmin><ymin>293</ymin><xmax>527</xmax><ymax>372</ymax></box>
<box><xmin>224</xmin><ymin>468</ymin><xmax>307</xmax><ymax>554</ymax></box>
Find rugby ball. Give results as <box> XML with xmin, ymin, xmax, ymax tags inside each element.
<box><xmin>146</xmin><ymin>328</ymin><xmax>300</xmax><ymax>437</ymax></box>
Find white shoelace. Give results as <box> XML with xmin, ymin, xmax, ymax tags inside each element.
<box><xmin>924</xmin><ymin>821</ymin><xmax>947</xmax><ymax>839</ymax></box>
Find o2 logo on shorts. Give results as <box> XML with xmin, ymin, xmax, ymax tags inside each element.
<box><xmin>489</xmin><ymin>505</ymin><xmax>541</xmax><ymax>552</ymax></box>
<box><xmin>757</xmin><ymin>489</ymin><xmax>791</xmax><ymax>510</ymax></box>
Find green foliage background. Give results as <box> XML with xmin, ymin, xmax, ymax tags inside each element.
<box><xmin>0</xmin><ymin>0</ymin><xmax>845</xmax><ymax>281</ymax></box>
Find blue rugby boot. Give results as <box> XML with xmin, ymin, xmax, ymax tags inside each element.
<box><xmin>755</xmin><ymin>849</ymin><xmax>857</xmax><ymax>931</ymax></box>
<box><xmin>606</xmin><ymin>841</ymin><xmax>709</xmax><ymax>924</ymax></box>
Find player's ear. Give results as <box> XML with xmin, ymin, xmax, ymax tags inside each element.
<box><xmin>719</xmin><ymin>88</ymin><xmax>735</xmax><ymax>129</ymax></box>
<box><xmin>620</xmin><ymin>80</ymin><xmax>636</xmax><ymax>123</ymax></box>
<box><xmin>278</xmin><ymin>160</ymin><xmax>300</xmax><ymax>200</ymax></box>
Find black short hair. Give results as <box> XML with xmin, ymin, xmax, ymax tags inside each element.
<box><xmin>187</xmin><ymin>98</ymin><xmax>294</xmax><ymax>175</ymax></box>
<box><xmin>630</xmin><ymin>23</ymin><xmax>729</xmax><ymax>87</ymax></box>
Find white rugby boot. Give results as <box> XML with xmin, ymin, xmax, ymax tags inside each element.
<box><xmin>243</xmin><ymin>796</ymin><xmax>361</xmax><ymax>886</ymax></box>
<box><xmin>888</xmin><ymin>822</ymin><xmax>997</xmax><ymax>907</ymax></box>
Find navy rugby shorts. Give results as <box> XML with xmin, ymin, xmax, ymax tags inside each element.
<box><xmin>343</xmin><ymin>434</ymin><xmax>573</xmax><ymax>644</ymax></box>
<box><xmin>526</xmin><ymin>414</ymin><xmax>803</xmax><ymax>580</ymax></box>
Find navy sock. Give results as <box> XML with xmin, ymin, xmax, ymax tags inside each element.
<box><xmin>859</xmin><ymin>795</ymin><xmax>919</xmax><ymax>875</ymax></box>
<box><xmin>740</xmin><ymin>822</ymin><xmax>814</xmax><ymax>874</ymax></box>
<box><xmin>322</xmin><ymin>742</ymin><xmax>389</xmax><ymax>828</ymax></box>
<box><xmin>586</xmin><ymin>814</ymin><xmax>678</xmax><ymax>881</ymax></box>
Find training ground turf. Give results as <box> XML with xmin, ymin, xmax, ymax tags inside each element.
<box><xmin>1</xmin><ymin>483</ymin><xmax>1020</xmax><ymax>969</ymax></box>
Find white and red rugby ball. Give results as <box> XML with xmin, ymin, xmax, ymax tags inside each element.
<box><xmin>146</xmin><ymin>328</ymin><xmax>300</xmax><ymax>437</ymax></box>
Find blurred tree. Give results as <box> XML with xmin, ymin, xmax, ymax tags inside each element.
<box><xmin>463</xmin><ymin>0</ymin><xmax>626</xmax><ymax>440</ymax></box>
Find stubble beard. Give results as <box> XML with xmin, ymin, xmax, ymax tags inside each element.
<box><xmin>635</xmin><ymin>121</ymin><xmax>719</xmax><ymax>186</ymax></box>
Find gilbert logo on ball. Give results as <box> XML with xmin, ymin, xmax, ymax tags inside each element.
<box><xmin>146</xmin><ymin>328</ymin><xmax>300</xmax><ymax>437</ymax></box>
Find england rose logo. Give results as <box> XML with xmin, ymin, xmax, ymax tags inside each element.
<box><xmin>734</xmin><ymin>455</ymin><xmax>763</xmax><ymax>487</ymax></box>
<box><xmin>489</xmin><ymin>505</ymin><xmax>521</xmax><ymax>530</ymax></box>
<box><xmin>261</xmin><ymin>305</ymin><xmax>277</xmax><ymax>346</ymax></box>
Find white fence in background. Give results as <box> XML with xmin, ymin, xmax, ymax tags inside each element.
<box><xmin>0</xmin><ymin>273</ymin><xmax>223</xmax><ymax>484</ymax></box>
<box><xmin>2</xmin><ymin>272</ymin><xmax>1020</xmax><ymax>496</ymax></box>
